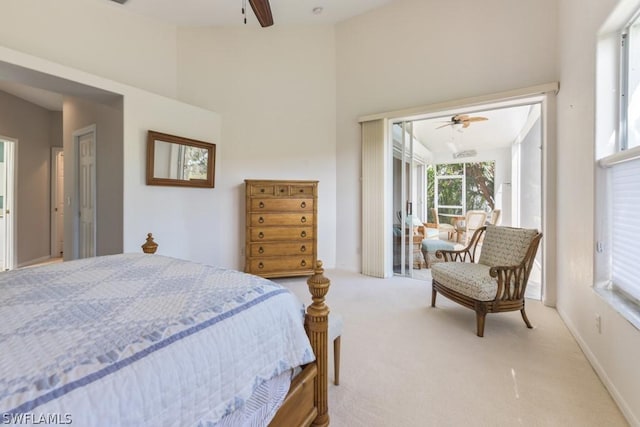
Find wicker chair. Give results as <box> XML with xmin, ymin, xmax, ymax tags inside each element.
<box><xmin>431</xmin><ymin>208</ymin><xmax>455</xmax><ymax>240</ymax></box>
<box><xmin>454</xmin><ymin>210</ymin><xmax>487</xmax><ymax>244</ymax></box>
<box><xmin>430</xmin><ymin>225</ymin><xmax>542</xmax><ymax>337</ymax></box>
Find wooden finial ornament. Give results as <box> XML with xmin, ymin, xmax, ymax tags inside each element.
<box><xmin>141</xmin><ymin>233</ymin><xmax>158</xmax><ymax>254</ymax></box>
<box><xmin>306</xmin><ymin>260</ymin><xmax>330</xmax><ymax>427</ymax></box>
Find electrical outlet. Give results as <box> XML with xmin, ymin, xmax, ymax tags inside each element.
<box><xmin>595</xmin><ymin>314</ymin><xmax>602</xmax><ymax>334</ymax></box>
<box><xmin>596</xmin><ymin>241</ymin><xmax>605</xmax><ymax>253</ymax></box>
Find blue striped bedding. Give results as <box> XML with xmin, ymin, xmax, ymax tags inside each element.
<box><xmin>0</xmin><ymin>254</ymin><xmax>314</xmax><ymax>426</ymax></box>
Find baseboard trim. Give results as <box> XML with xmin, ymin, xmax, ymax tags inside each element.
<box><xmin>18</xmin><ymin>255</ymin><xmax>53</xmax><ymax>269</ymax></box>
<box><xmin>558</xmin><ymin>307</ymin><xmax>639</xmax><ymax>426</ymax></box>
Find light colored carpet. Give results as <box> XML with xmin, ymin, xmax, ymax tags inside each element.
<box><xmin>275</xmin><ymin>270</ymin><xmax>627</xmax><ymax>427</ymax></box>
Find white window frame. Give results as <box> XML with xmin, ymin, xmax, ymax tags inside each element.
<box><xmin>595</xmin><ymin>7</ymin><xmax>640</xmax><ymax>329</ymax></box>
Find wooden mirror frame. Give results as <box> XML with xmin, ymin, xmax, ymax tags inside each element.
<box><xmin>146</xmin><ymin>130</ymin><xmax>216</xmax><ymax>188</ymax></box>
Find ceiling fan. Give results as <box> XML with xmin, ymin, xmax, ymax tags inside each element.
<box><xmin>109</xmin><ymin>0</ymin><xmax>274</xmax><ymax>27</ymax></box>
<box><xmin>246</xmin><ymin>0</ymin><xmax>274</xmax><ymax>27</ymax></box>
<box><xmin>436</xmin><ymin>114</ymin><xmax>488</xmax><ymax>130</ymax></box>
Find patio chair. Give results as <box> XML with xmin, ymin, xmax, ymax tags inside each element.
<box><xmin>431</xmin><ymin>208</ymin><xmax>455</xmax><ymax>240</ymax></box>
<box><xmin>454</xmin><ymin>210</ymin><xmax>487</xmax><ymax>244</ymax></box>
<box><xmin>430</xmin><ymin>225</ymin><xmax>542</xmax><ymax>337</ymax></box>
<box><xmin>489</xmin><ymin>209</ymin><xmax>502</xmax><ymax>225</ymax></box>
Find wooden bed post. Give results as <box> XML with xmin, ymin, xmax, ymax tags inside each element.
<box><xmin>141</xmin><ymin>233</ymin><xmax>158</xmax><ymax>254</ymax></box>
<box><xmin>306</xmin><ymin>260</ymin><xmax>330</xmax><ymax>427</ymax></box>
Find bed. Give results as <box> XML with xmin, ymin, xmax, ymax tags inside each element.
<box><xmin>0</xmin><ymin>237</ymin><xmax>330</xmax><ymax>426</ymax></box>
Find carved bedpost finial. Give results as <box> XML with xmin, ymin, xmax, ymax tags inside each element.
<box><xmin>306</xmin><ymin>260</ymin><xmax>330</xmax><ymax>427</ymax></box>
<box><xmin>141</xmin><ymin>233</ymin><xmax>158</xmax><ymax>254</ymax></box>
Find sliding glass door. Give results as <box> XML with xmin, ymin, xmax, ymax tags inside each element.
<box><xmin>392</xmin><ymin>121</ymin><xmax>422</xmax><ymax>277</ymax></box>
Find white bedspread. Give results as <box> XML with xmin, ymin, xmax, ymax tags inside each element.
<box><xmin>0</xmin><ymin>254</ymin><xmax>314</xmax><ymax>426</ymax></box>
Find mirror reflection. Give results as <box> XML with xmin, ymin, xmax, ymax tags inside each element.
<box><xmin>153</xmin><ymin>141</ymin><xmax>209</xmax><ymax>181</ymax></box>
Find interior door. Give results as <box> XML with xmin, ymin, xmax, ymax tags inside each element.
<box><xmin>77</xmin><ymin>129</ymin><xmax>96</xmax><ymax>259</ymax></box>
<box><xmin>392</xmin><ymin>121</ymin><xmax>419</xmax><ymax>277</ymax></box>
<box><xmin>51</xmin><ymin>148</ymin><xmax>64</xmax><ymax>257</ymax></box>
<box><xmin>0</xmin><ymin>138</ymin><xmax>16</xmax><ymax>271</ymax></box>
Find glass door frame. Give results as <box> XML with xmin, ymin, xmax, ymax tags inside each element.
<box><xmin>392</xmin><ymin>120</ymin><xmax>419</xmax><ymax>277</ymax></box>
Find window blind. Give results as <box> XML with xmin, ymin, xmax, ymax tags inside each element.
<box><xmin>611</xmin><ymin>156</ymin><xmax>640</xmax><ymax>302</ymax></box>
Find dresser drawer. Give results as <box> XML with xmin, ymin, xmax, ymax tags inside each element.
<box><xmin>250</xmin><ymin>256</ymin><xmax>314</xmax><ymax>274</ymax></box>
<box><xmin>250</xmin><ymin>198</ymin><xmax>314</xmax><ymax>212</ymax></box>
<box><xmin>290</xmin><ymin>184</ymin><xmax>316</xmax><ymax>196</ymax></box>
<box><xmin>251</xmin><ymin>184</ymin><xmax>276</xmax><ymax>196</ymax></box>
<box><xmin>250</xmin><ymin>242</ymin><xmax>312</xmax><ymax>257</ymax></box>
<box><xmin>250</xmin><ymin>227</ymin><xmax>314</xmax><ymax>241</ymax></box>
<box><xmin>250</xmin><ymin>213</ymin><xmax>313</xmax><ymax>226</ymax></box>
<box><xmin>275</xmin><ymin>185</ymin><xmax>290</xmax><ymax>196</ymax></box>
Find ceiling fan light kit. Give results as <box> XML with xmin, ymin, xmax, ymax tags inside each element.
<box><xmin>453</xmin><ymin>149</ymin><xmax>478</xmax><ymax>159</ymax></box>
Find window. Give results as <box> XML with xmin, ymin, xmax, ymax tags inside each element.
<box><xmin>596</xmin><ymin>8</ymin><xmax>640</xmax><ymax>320</ymax></box>
<box><xmin>621</xmin><ymin>14</ymin><xmax>640</xmax><ymax>150</ymax></box>
<box><xmin>427</xmin><ymin>161</ymin><xmax>495</xmax><ymax>224</ymax></box>
<box><xmin>610</xmin><ymin>158</ymin><xmax>640</xmax><ymax>303</ymax></box>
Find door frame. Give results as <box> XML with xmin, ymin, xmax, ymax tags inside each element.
<box><xmin>0</xmin><ymin>135</ymin><xmax>17</xmax><ymax>271</ymax></box>
<box><xmin>73</xmin><ymin>125</ymin><xmax>97</xmax><ymax>259</ymax></box>
<box><xmin>359</xmin><ymin>83</ymin><xmax>558</xmax><ymax>306</ymax></box>
<box><xmin>51</xmin><ymin>147</ymin><xmax>64</xmax><ymax>258</ymax></box>
<box><xmin>392</xmin><ymin>121</ymin><xmax>419</xmax><ymax>277</ymax></box>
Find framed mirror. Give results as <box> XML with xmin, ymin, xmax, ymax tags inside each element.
<box><xmin>146</xmin><ymin>130</ymin><xmax>215</xmax><ymax>188</ymax></box>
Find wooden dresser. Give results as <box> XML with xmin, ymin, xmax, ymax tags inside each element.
<box><xmin>245</xmin><ymin>179</ymin><xmax>318</xmax><ymax>278</ymax></box>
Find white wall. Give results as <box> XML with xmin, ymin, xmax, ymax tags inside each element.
<box><xmin>121</xmin><ymin>90</ymin><xmax>221</xmax><ymax>264</ymax></box>
<box><xmin>519</xmin><ymin>118</ymin><xmax>542</xmax><ymax>230</ymax></box>
<box><xmin>176</xmin><ymin>26</ymin><xmax>337</xmax><ymax>269</ymax></box>
<box><xmin>0</xmin><ymin>90</ymin><xmax>54</xmax><ymax>265</ymax></box>
<box><xmin>0</xmin><ymin>0</ymin><xmax>178</xmax><ymax>98</ymax></box>
<box><xmin>557</xmin><ymin>0</ymin><xmax>640</xmax><ymax>424</ymax></box>
<box><xmin>335</xmin><ymin>0</ymin><xmax>559</xmax><ymax>271</ymax></box>
<box><xmin>0</xmin><ymin>45</ymin><xmax>221</xmax><ymax>266</ymax></box>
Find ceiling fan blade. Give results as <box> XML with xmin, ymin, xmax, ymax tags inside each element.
<box><xmin>248</xmin><ymin>0</ymin><xmax>274</xmax><ymax>27</ymax></box>
<box><xmin>467</xmin><ymin>116</ymin><xmax>488</xmax><ymax>122</ymax></box>
<box><xmin>462</xmin><ymin>122</ymin><xmax>470</xmax><ymax>128</ymax></box>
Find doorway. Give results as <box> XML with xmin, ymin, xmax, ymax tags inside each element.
<box><xmin>51</xmin><ymin>147</ymin><xmax>64</xmax><ymax>258</ymax></box>
<box><xmin>0</xmin><ymin>136</ymin><xmax>16</xmax><ymax>271</ymax></box>
<box><xmin>392</xmin><ymin>103</ymin><xmax>544</xmax><ymax>299</ymax></box>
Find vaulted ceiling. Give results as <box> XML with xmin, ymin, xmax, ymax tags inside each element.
<box><xmin>110</xmin><ymin>0</ymin><xmax>396</xmax><ymax>26</ymax></box>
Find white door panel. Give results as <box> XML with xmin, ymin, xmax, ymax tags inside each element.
<box><xmin>76</xmin><ymin>129</ymin><xmax>96</xmax><ymax>259</ymax></box>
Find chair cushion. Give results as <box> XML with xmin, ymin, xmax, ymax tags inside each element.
<box><xmin>479</xmin><ymin>225</ymin><xmax>538</xmax><ymax>267</ymax></box>
<box><xmin>431</xmin><ymin>262</ymin><xmax>497</xmax><ymax>301</ymax></box>
<box><xmin>329</xmin><ymin>313</ymin><xmax>343</xmax><ymax>341</ymax></box>
<box><xmin>438</xmin><ymin>223</ymin><xmax>455</xmax><ymax>231</ymax></box>
<box><xmin>422</xmin><ymin>239</ymin><xmax>455</xmax><ymax>253</ymax></box>
<box><xmin>423</xmin><ymin>227</ymin><xmax>440</xmax><ymax>239</ymax></box>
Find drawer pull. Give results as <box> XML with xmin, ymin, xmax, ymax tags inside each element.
<box><xmin>300</xmin><ymin>231</ymin><xmax>307</xmax><ymax>238</ymax></box>
<box><xmin>300</xmin><ymin>245</ymin><xmax>306</xmax><ymax>252</ymax></box>
<box><xmin>299</xmin><ymin>189</ymin><xmax>304</xmax><ymax>193</ymax></box>
<box><xmin>280</xmin><ymin>188</ymin><xmax>286</xmax><ymax>193</ymax></box>
<box><xmin>259</xmin><ymin>202</ymin><xmax>265</xmax><ymax>208</ymax></box>
<box><xmin>300</xmin><ymin>216</ymin><xmax>307</xmax><ymax>223</ymax></box>
<box><xmin>301</xmin><ymin>260</ymin><xmax>307</xmax><ymax>267</ymax></box>
<box><xmin>258</xmin><ymin>262</ymin><xmax>264</xmax><ymax>269</ymax></box>
<box><xmin>260</xmin><ymin>188</ymin><xmax>265</xmax><ymax>193</ymax></box>
<box><xmin>258</xmin><ymin>247</ymin><xmax>264</xmax><ymax>254</ymax></box>
<box><xmin>259</xmin><ymin>217</ymin><xmax>264</xmax><ymax>224</ymax></box>
<box><xmin>301</xmin><ymin>201</ymin><xmax>306</xmax><ymax>208</ymax></box>
<box><xmin>258</xmin><ymin>232</ymin><xmax>264</xmax><ymax>239</ymax></box>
